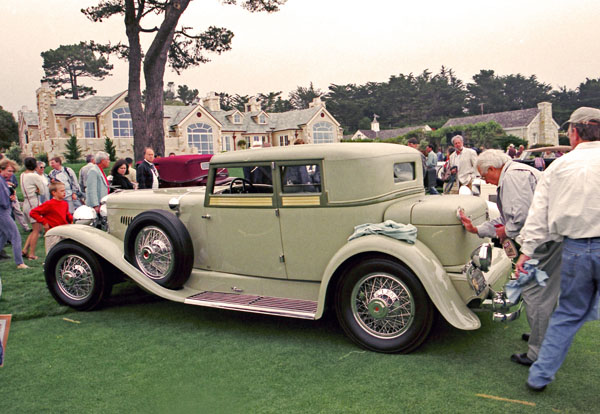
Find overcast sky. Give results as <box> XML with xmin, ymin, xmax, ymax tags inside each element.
<box><xmin>2</xmin><ymin>0</ymin><xmax>600</xmax><ymax>117</ymax></box>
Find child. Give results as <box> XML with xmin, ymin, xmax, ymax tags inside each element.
<box><xmin>29</xmin><ymin>182</ymin><xmax>73</xmax><ymax>252</ymax></box>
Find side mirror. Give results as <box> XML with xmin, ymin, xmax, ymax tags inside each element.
<box><xmin>471</xmin><ymin>243</ymin><xmax>492</xmax><ymax>272</ymax></box>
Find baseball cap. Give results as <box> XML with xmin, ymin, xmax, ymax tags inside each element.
<box><xmin>564</xmin><ymin>107</ymin><xmax>600</xmax><ymax>126</ymax></box>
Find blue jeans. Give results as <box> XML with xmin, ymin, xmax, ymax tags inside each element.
<box><xmin>0</xmin><ymin>210</ymin><xmax>24</xmax><ymax>265</ymax></box>
<box><xmin>528</xmin><ymin>237</ymin><xmax>600</xmax><ymax>387</ymax></box>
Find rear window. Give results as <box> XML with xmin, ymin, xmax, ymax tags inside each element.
<box><xmin>393</xmin><ymin>162</ymin><xmax>415</xmax><ymax>183</ymax></box>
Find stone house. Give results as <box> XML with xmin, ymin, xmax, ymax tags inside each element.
<box><xmin>19</xmin><ymin>82</ymin><xmax>343</xmax><ymax>159</ymax></box>
<box><xmin>442</xmin><ymin>102</ymin><xmax>559</xmax><ymax>146</ymax></box>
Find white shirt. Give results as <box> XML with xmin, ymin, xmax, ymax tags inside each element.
<box><xmin>520</xmin><ymin>141</ymin><xmax>600</xmax><ymax>256</ymax></box>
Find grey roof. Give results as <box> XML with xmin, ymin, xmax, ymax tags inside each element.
<box><xmin>210</xmin><ymin>106</ymin><xmax>323</xmax><ymax>133</ymax></box>
<box><xmin>23</xmin><ymin>112</ymin><xmax>39</xmax><ymax>126</ymax></box>
<box><xmin>356</xmin><ymin>125</ymin><xmax>428</xmax><ymax>140</ymax></box>
<box><xmin>53</xmin><ymin>93</ymin><xmax>124</xmax><ymax>117</ymax></box>
<box><xmin>443</xmin><ymin>108</ymin><xmax>539</xmax><ymax>129</ymax></box>
<box><xmin>164</xmin><ymin>105</ymin><xmax>194</xmax><ymax>127</ymax></box>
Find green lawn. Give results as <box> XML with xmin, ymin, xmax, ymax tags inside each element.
<box><xmin>0</xmin><ymin>231</ymin><xmax>599</xmax><ymax>413</ymax></box>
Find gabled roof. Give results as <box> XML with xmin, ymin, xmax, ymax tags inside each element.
<box><xmin>443</xmin><ymin>108</ymin><xmax>539</xmax><ymax>129</ymax></box>
<box><xmin>209</xmin><ymin>106</ymin><xmax>326</xmax><ymax>133</ymax></box>
<box><xmin>53</xmin><ymin>93</ymin><xmax>124</xmax><ymax>117</ymax></box>
<box><xmin>164</xmin><ymin>105</ymin><xmax>195</xmax><ymax>127</ymax></box>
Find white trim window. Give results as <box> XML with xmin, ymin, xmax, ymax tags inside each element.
<box><xmin>313</xmin><ymin>121</ymin><xmax>334</xmax><ymax>143</ymax></box>
<box><xmin>188</xmin><ymin>123</ymin><xmax>214</xmax><ymax>154</ymax></box>
<box><xmin>84</xmin><ymin>121</ymin><xmax>96</xmax><ymax>138</ymax></box>
<box><xmin>70</xmin><ymin>123</ymin><xmax>77</xmax><ymax>137</ymax></box>
<box><xmin>259</xmin><ymin>114</ymin><xmax>266</xmax><ymax>124</ymax></box>
<box><xmin>233</xmin><ymin>113</ymin><xmax>242</xmax><ymax>124</ymax></box>
<box><xmin>221</xmin><ymin>135</ymin><xmax>232</xmax><ymax>152</ymax></box>
<box><xmin>112</xmin><ymin>107</ymin><xmax>133</xmax><ymax>138</ymax></box>
<box><xmin>279</xmin><ymin>135</ymin><xmax>289</xmax><ymax>146</ymax></box>
<box><xmin>252</xmin><ymin>135</ymin><xmax>261</xmax><ymax>147</ymax></box>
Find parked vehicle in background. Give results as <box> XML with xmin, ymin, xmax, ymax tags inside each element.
<box><xmin>515</xmin><ymin>145</ymin><xmax>571</xmax><ymax>170</ymax></box>
<box><xmin>44</xmin><ymin>143</ymin><xmax>519</xmax><ymax>354</ymax></box>
<box><xmin>152</xmin><ymin>154</ymin><xmax>232</xmax><ymax>188</ymax></box>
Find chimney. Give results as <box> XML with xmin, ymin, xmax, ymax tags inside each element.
<box><xmin>36</xmin><ymin>80</ymin><xmax>57</xmax><ymax>140</ymax></box>
<box><xmin>537</xmin><ymin>102</ymin><xmax>557</xmax><ymax>145</ymax></box>
<box><xmin>308</xmin><ymin>96</ymin><xmax>325</xmax><ymax>109</ymax></box>
<box><xmin>244</xmin><ymin>96</ymin><xmax>260</xmax><ymax>113</ymax></box>
<box><xmin>202</xmin><ymin>91</ymin><xmax>221</xmax><ymax>112</ymax></box>
<box><xmin>371</xmin><ymin>114</ymin><xmax>380</xmax><ymax>132</ymax></box>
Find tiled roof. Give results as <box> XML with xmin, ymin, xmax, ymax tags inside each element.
<box><xmin>53</xmin><ymin>93</ymin><xmax>123</xmax><ymax>117</ymax></box>
<box><xmin>443</xmin><ymin>108</ymin><xmax>539</xmax><ymax>129</ymax></box>
<box><xmin>355</xmin><ymin>125</ymin><xmax>428</xmax><ymax>140</ymax></box>
<box><xmin>23</xmin><ymin>112</ymin><xmax>39</xmax><ymax>126</ymax></box>
<box><xmin>164</xmin><ymin>105</ymin><xmax>194</xmax><ymax>127</ymax></box>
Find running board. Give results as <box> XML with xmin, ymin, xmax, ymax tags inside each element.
<box><xmin>185</xmin><ymin>291</ymin><xmax>318</xmax><ymax>320</ymax></box>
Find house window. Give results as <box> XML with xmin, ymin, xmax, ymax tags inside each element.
<box><xmin>84</xmin><ymin>121</ymin><xmax>96</xmax><ymax>138</ymax></box>
<box><xmin>112</xmin><ymin>107</ymin><xmax>133</xmax><ymax>138</ymax></box>
<box><xmin>222</xmin><ymin>135</ymin><xmax>232</xmax><ymax>152</ymax></box>
<box><xmin>252</xmin><ymin>136</ymin><xmax>261</xmax><ymax>147</ymax></box>
<box><xmin>313</xmin><ymin>121</ymin><xmax>334</xmax><ymax>143</ymax></box>
<box><xmin>259</xmin><ymin>114</ymin><xmax>266</xmax><ymax>124</ymax></box>
<box><xmin>279</xmin><ymin>135</ymin><xmax>289</xmax><ymax>146</ymax></box>
<box><xmin>233</xmin><ymin>113</ymin><xmax>241</xmax><ymax>124</ymax></box>
<box><xmin>187</xmin><ymin>123</ymin><xmax>214</xmax><ymax>154</ymax></box>
<box><xmin>70</xmin><ymin>123</ymin><xmax>77</xmax><ymax>137</ymax></box>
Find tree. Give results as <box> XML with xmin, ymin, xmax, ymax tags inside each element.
<box><xmin>64</xmin><ymin>135</ymin><xmax>82</xmax><ymax>163</ymax></box>
<box><xmin>104</xmin><ymin>137</ymin><xmax>117</xmax><ymax>161</ymax></box>
<box><xmin>177</xmin><ymin>84</ymin><xmax>199</xmax><ymax>105</ymax></box>
<box><xmin>6</xmin><ymin>142</ymin><xmax>22</xmax><ymax>163</ymax></box>
<box><xmin>0</xmin><ymin>106</ymin><xmax>18</xmax><ymax>150</ymax></box>
<box><xmin>82</xmin><ymin>0</ymin><xmax>285</xmax><ymax>161</ymax></box>
<box><xmin>41</xmin><ymin>42</ymin><xmax>113</xmax><ymax>99</ymax></box>
<box><xmin>289</xmin><ymin>82</ymin><xmax>322</xmax><ymax>109</ymax></box>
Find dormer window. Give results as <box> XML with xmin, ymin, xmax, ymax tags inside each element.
<box><xmin>259</xmin><ymin>114</ymin><xmax>266</xmax><ymax>124</ymax></box>
<box><xmin>233</xmin><ymin>113</ymin><xmax>241</xmax><ymax>124</ymax></box>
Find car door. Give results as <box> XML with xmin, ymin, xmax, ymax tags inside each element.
<box><xmin>202</xmin><ymin>163</ymin><xmax>287</xmax><ymax>279</ymax></box>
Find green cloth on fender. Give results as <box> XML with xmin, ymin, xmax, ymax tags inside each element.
<box><xmin>348</xmin><ymin>220</ymin><xmax>418</xmax><ymax>244</ymax></box>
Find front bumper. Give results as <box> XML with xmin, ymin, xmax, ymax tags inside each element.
<box><xmin>481</xmin><ymin>290</ymin><xmax>522</xmax><ymax>322</ymax></box>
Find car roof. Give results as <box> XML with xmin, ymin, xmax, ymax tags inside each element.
<box><xmin>211</xmin><ymin>143</ymin><xmax>416</xmax><ymax>164</ymax></box>
<box><xmin>523</xmin><ymin>145</ymin><xmax>571</xmax><ymax>154</ymax></box>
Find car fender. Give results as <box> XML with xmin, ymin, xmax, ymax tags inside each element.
<box><xmin>46</xmin><ymin>225</ymin><xmax>197</xmax><ymax>302</ymax></box>
<box><xmin>317</xmin><ymin>234</ymin><xmax>480</xmax><ymax>330</ymax></box>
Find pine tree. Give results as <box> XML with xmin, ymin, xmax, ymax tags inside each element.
<box><xmin>104</xmin><ymin>137</ymin><xmax>117</xmax><ymax>161</ymax></box>
<box><xmin>63</xmin><ymin>135</ymin><xmax>82</xmax><ymax>163</ymax></box>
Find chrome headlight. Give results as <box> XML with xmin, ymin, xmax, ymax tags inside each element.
<box><xmin>73</xmin><ymin>205</ymin><xmax>97</xmax><ymax>226</ymax></box>
<box><xmin>471</xmin><ymin>243</ymin><xmax>492</xmax><ymax>272</ymax></box>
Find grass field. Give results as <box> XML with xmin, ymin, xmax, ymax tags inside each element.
<box><xmin>1</xmin><ymin>169</ymin><xmax>598</xmax><ymax>412</ymax></box>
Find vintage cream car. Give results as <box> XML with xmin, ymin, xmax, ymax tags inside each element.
<box><xmin>44</xmin><ymin>143</ymin><xmax>519</xmax><ymax>353</ymax></box>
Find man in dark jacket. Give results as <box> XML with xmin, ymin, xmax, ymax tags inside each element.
<box><xmin>137</xmin><ymin>148</ymin><xmax>159</xmax><ymax>189</ymax></box>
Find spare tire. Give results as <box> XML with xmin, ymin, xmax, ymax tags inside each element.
<box><xmin>124</xmin><ymin>209</ymin><xmax>194</xmax><ymax>289</ymax></box>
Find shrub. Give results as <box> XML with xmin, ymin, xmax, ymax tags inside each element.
<box><xmin>35</xmin><ymin>152</ymin><xmax>49</xmax><ymax>164</ymax></box>
<box><xmin>63</xmin><ymin>135</ymin><xmax>82</xmax><ymax>163</ymax></box>
<box><xmin>104</xmin><ymin>137</ymin><xmax>117</xmax><ymax>161</ymax></box>
<box><xmin>6</xmin><ymin>142</ymin><xmax>22</xmax><ymax>163</ymax></box>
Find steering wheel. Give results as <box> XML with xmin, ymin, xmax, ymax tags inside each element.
<box><xmin>229</xmin><ymin>177</ymin><xmax>254</xmax><ymax>193</ymax></box>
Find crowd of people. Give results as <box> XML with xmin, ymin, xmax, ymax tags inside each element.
<box><xmin>0</xmin><ymin>147</ymin><xmax>160</xmax><ymax>269</ymax></box>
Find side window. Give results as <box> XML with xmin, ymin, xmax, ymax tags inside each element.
<box><xmin>280</xmin><ymin>164</ymin><xmax>321</xmax><ymax>193</ymax></box>
<box><xmin>212</xmin><ymin>165</ymin><xmax>273</xmax><ymax>194</ymax></box>
<box><xmin>394</xmin><ymin>162</ymin><xmax>415</xmax><ymax>183</ymax></box>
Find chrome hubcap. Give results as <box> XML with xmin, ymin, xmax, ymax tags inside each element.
<box><xmin>134</xmin><ymin>226</ymin><xmax>174</xmax><ymax>280</ymax></box>
<box><xmin>352</xmin><ymin>273</ymin><xmax>415</xmax><ymax>339</ymax></box>
<box><xmin>55</xmin><ymin>255</ymin><xmax>94</xmax><ymax>301</ymax></box>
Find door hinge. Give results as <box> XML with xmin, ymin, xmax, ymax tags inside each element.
<box><xmin>279</xmin><ymin>254</ymin><xmax>285</xmax><ymax>263</ymax></box>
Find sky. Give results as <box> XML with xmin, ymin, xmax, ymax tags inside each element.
<box><xmin>2</xmin><ymin>0</ymin><xmax>600</xmax><ymax>118</ymax></box>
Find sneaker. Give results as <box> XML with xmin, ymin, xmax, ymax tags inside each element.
<box><xmin>511</xmin><ymin>353</ymin><xmax>534</xmax><ymax>366</ymax></box>
<box><xmin>17</xmin><ymin>264</ymin><xmax>29</xmax><ymax>269</ymax></box>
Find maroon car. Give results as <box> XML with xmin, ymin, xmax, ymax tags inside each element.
<box><xmin>152</xmin><ymin>154</ymin><xmax>230</xmax><ymax>188</ymax></box>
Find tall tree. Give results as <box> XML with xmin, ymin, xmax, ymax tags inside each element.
<box><xmin>82</xmin><ymin>0</ymin><xmax>285</xmax><ymax>160</ymax></box>
<box><xmin>289</xmin><ymin>82</ymin><xmax>322</xmax><ymax>109</ymax></box>
<box><xmin>0</xmin><ymin>106</ymin><xmax>18</xmax><ymax>150</ymax></box>
<box><xmin>41</xmin><ymin>42</ymin><xmax>113</xmax><ymax>99</ymax></box>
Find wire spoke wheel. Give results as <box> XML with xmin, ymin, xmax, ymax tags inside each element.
<box><xmin>134</xmin><ymin>226</ymin><xmax>175</xmax><ymax>280</ymax></box>
<box><xmin>352</xmin><ymin>273</ymin><xmax>415</xmax><ymax>339</ymax></box>
<box><xmin>55</xmin><ymin>254</ymin><xmax>95</xmax><ymax>301</ymax></box>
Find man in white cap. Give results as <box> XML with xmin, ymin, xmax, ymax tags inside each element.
<box><xmin>516</xmin><ymin>107</ymin><xmax>600</xmax><ymax>391</ymax></box>
<box><xmin>448</xmin><ymin>135</ymin><xmax>478</xmax><ymax>193</ymax></box>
